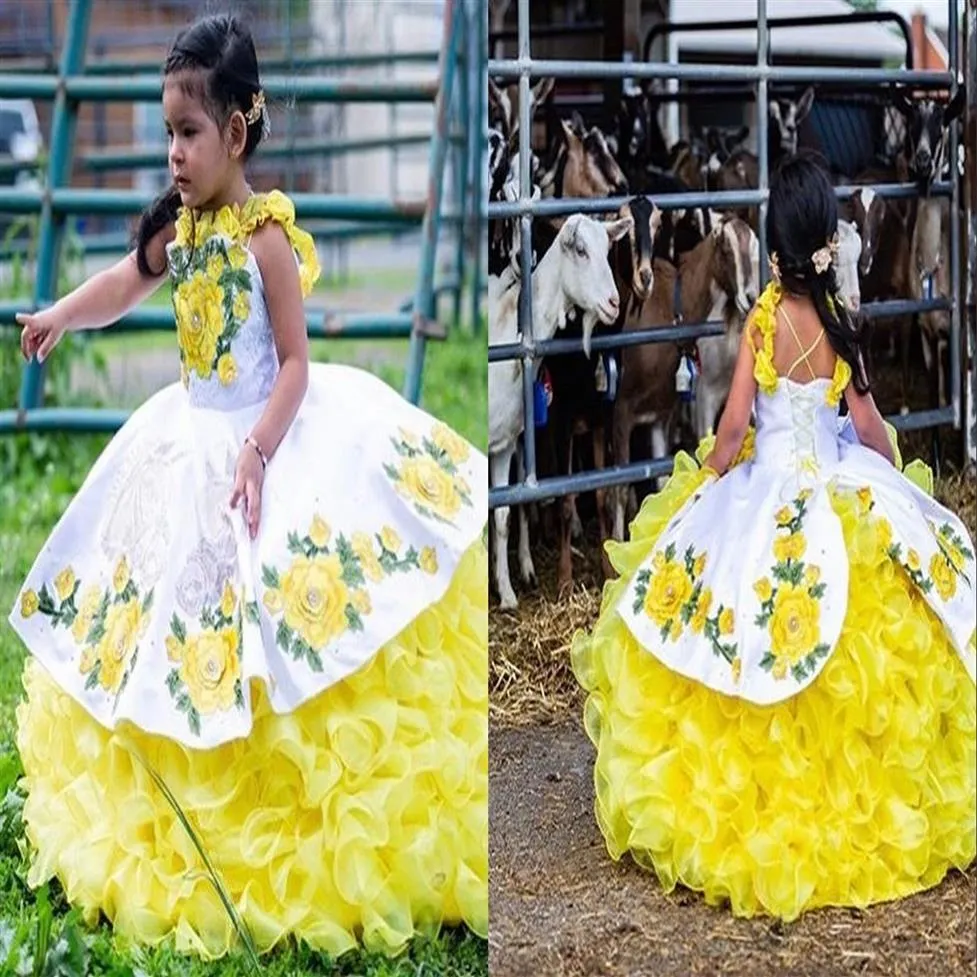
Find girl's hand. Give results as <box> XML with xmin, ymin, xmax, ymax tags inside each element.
<box><xmin>230</xmin><ymin>441</ymin><xmax>265</xmax><ymax>540</ymax></box>
<box><xmin>16</xmin><ymin>310</ymin><xmax>66</xmax><ymax>363</ymax></box>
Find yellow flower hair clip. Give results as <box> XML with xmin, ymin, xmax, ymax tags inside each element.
<box><xmin>245</xmin><ymin>89</ymin><xmax>266</xmax><ymax>125</ymax></box>
<box><xmin>811</xmin><ymin>234</ymin><xmax>839</xmax><ymax>275</ymax></box>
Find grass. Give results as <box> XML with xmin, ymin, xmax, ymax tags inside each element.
<box><xmin>0</xmin><ymin>318</ymin><xmax>487</xmax><ymax>976</ymax></box>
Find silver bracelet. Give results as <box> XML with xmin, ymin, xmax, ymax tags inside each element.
<box><xmin>245</xmin><ymin>435</ymin><xmax>268</xmax><ymax>470</ymax></box>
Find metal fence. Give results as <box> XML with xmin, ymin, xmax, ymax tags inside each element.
<box><xmin>487</xmin><ymin>0</ymin><xmax>969</xmax><ymax>512</ymax></box>
<box><xmin>0</xmin><ymin>0</ymin><xmax>484</xmax><ymax>432</ymax></box>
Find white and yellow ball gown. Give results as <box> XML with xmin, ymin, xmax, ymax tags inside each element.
<box><xmin>572</xmin><ymin>283</ymin><xmax>976</xmax><ymax>921</ymax></box>
<box><xmin>8</xmin><ymin>191</ymin><xmax>488</xmax><ymax>958</ymax></box>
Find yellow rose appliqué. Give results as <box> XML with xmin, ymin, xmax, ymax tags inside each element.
<box><xmin>248</xmin><ymin>515</ymin><xmax>438</xmax><ymax>670</ymax></box>
<box><xmin>166</xmin><ymin>574</ymin><xmax>245</xmax><ymax>737</ymax></box>
<box><xmin>632</xmin><ymin>540</ymin><xmax>740</xmax><ymax>676</ymax></box>
<box><xmin>755</xmin><ymin>490</ymin><xmax>830</xmax><ymax>682</ymax></box>
<box><xmin>22</xmin><ymin>563</ymin><xmax>153</xmax><ymax>704</ymax></box>
<box><xmin>384</xmin><ymin>425</ymin><xmax>474</xmax><ymax>527</ymax></box>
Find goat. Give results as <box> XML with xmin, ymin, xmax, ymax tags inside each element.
<box><xmin>691</xmin><ymin>219</ymin><xmax>760</xmax><ymax>441</ymax></box>
<box><xmin>489</xmin><ymin>214</ymin><xmax>631</xmax><ymax>610</ymax></box>
<box><xmin>899</xmin><ymin>90</ymin><xmax>966</xmax><ymax>412</ymax></box>
<box><xmin>834</xmin><ymin>218</ymin><xmax>863</xmax><ymax>313</ymax></box>
<box><xmin>611</xmin><ymin>216</ymin><xmax>757</xmax><ymax>541</ymax></box>
<box><xmin>713</xmin><ymin>89</ymin><xmax>815</xmax><ymax>228</ymax></box>
<box><xmin>611</xmin><ymin>88</ymin><xmax>671</xmax><ymax>187</ymax></box>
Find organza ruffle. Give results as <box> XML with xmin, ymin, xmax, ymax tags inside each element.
<box><xmin>15</xmin><ymin>542</ymin><xmax>488</xmax><ymax>959</ymax></box>
<box><xmin>572</xmin><ymin>449</ymin><xmax>976</xmax><ymax>921</ymax></box>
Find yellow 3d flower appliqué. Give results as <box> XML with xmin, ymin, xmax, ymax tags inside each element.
<box><xmin>247</xmin><ymin>516</ymin><xmax>438</xmax><ymax>671</ymax></box>
<box><xmin>384</xmin><ymin>424</ymin><xmax>475</xmax><ymax>527</ymax></box>
<box><xmin>755</xmin><ymin>490</ymin><xmax>829</xmax><ymax>682</ymax></box>
<box><xmin>20</xmin><ymin>563</ymin><xmax>153</xmax><ymax>703</ymax></box>
<box><xmin>633</xmin><ymin>540</ymin><xmax>739</xmax><ymax>674</ymax></box>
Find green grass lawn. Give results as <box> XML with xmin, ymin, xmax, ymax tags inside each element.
<box><xmin>0</xmin><ymin>322</ymin><xmax>487</xmax><ymax>976</ymax></box>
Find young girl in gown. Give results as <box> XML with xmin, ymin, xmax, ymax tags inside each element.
<box><xmin>8</xmin><ymin>14</ymin><xmax>487</xmax><ymax>959</ymax></box>
<box><xmin>571</xmin><ymin>152</ymin><xmax>975</xmax><ymax>920</ymax></box>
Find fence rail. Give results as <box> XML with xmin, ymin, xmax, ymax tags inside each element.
<box><xmin>1</xmin><ymin>0</ymin><xmax>481</xmax><ymax>434</ymax></box>
<box><xmin>487</xmin><ymin>0</ymin><xmax>968</xmax><ymax>513</ymax></box>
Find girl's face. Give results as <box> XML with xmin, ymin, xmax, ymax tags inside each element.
<box><xmin>163</xmin><ymin>72</ymin><xmax>243</xmax><ymax>210</ymax></box>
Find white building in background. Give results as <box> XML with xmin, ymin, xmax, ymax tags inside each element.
<box><xmin>308</xmin><ymin>0</ymin><xmax>444</xmax><ymax>201</ymax></box>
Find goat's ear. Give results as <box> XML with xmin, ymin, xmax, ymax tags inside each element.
<box><xmin>560</xmin><ymin>117</ymin><xmax>580</xmax><ymax>145</ymax></box>
<box><xmin>603</xmin><ymin>216</ymin><xmax>633</xmax><ymax>246</ymax></box>
<box><xmin>706</xmin><ymin>127</ymin><xmax>722</xmax><ymax>154</ymax></box>
<box><xmin>944</xmin><ymin>87</ymin><xmax>966</xmax><ymax>126</ymax></box>
<box><xmin>532</xmin><ymin>76</ymin><xmax>555</xmax><ymax>108</ymax></box>
<box><xmin>649</xmin><ymin>205</ymin><xmax>663</xmax><ymax>239</ymax></box>
<box><xmin>605</xmin><ymin>133</ymin><xmax>619</xmax><ymax>155</ymax></box>
<box><xmin>894</xmin><ymin>93</ymin><xmax>915</xmax><ymax>118</ymax></box>
<box><xmin>796</xmin><ymin>86</ymin><xmax>815</xmax><ymax>122</ymax></box>
<box><xmin>732</xmin><ymin>125</ymin><xmax>750</xmax><ymax>146</ymax></box>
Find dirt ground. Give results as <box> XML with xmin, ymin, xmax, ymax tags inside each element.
<box><xmin>488</xmin><ymin>423</ymin><xmax>977</xmax><ymax>976</ymax></box>
<box><xmin>489</xmin><ymin>721</ymin><xmax>976</xmax><ymax>977</ymax></box>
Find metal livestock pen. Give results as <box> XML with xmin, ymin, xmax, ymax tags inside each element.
<box><xmin>0</xmin><ymin>0</ymin><xmax>485</xmax><ymax>432</ymax></box>
<box><xmin>487</xmin><ymin>0</ymin><xmax>974</xmax><ymax>516</ymax></box>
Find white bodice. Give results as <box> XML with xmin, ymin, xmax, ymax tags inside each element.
<box><xmin>752</xmin><ymin>379</ymin><xmax>842</xmax><ymax>476</ymax></box>
<box><xmin>165</xmin><ymin>239</ymin><xmax>281</xmax><ymax>411</ymax></box>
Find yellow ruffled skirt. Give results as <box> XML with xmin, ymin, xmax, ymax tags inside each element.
<box><xmin>15</xmin><ymin>542</ymin><xmax>488</xmax><ymax>959</ymax></box>
<box><xmin>571</xmin><ymin>453</ymin><xmax>976</xmax><ymax>921</ymax></box>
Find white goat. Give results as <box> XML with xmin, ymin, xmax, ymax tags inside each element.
<box><xmin>489</xmin><ymin>213</ymin><xmax>631</xmax><ymax>610</ymax></box>
<box><xmin>835</xmin><ymin>218</ymin><xmax>862</xmax><ymax>311</ymax></box>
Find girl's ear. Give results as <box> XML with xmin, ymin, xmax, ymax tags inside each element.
<box><xmin>225</xmin><ymin>110</ymin><xmax>248</xmax><ymax>159</ymax></box>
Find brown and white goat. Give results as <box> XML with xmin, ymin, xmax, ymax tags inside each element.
<box><xmin>611</xmin><ymin>216</ymin><xmax>757</xmax><ymax>543</ymax></box>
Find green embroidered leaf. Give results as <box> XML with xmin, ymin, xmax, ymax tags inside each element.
<box><xmin>176</xmin><ymin>693</ymin><xmax>192</xmax><ymax>713</ymax></box>
<box><xmin>84</xmin><ymin>665</ymin><xmax>101</xmax><ymax>690</ymax></box>
<box><xmin>632</xmin><ymin>596</ymin><xmax>644</xmax><ymax>616</ymax></box>
<box><xmin>188</xmin><ymin>707</ymin><xmax>201</xmax><ymax>737</ymax></box>
<box><xmin>121</xmin><ymin>580</ymin><xmax>138</xmax><ymax>604</ymax></box>
<box><xmin>234</xmin><ymin>680</ymin><xmax>245</xmax><ymax>709</ymax></box>
<box><xmin>200</xmin><ymin>607</ymin><xmax>215</xmax><ymax>630</ymax></box>
<box><xmin>38</xmin><ymin>585</ymin><xmax>56</xmax><ymax>615</ymax></box>
<box><xmin>245</xmin><ymin>601</ymin><xmax>260</xmax><ymax>625</ymax></box>
<box><xmin>383</xmin><ymin>462</ymin><xmax>401</xmax><ymax>481</ymax></box>
<box><xmin>306</xmin><ymin>646</ymin><xmax>324</xmax><ymax>673</ymax></box>
<box><xmin>785</xmin><ymin>563</ymin><xmax>805</xmax><ymax>586</ymax></box>
<box><xmin>790</xmin><ymin>663</ymin><xmax>807</xmax><ymax>683</ymax></box>
<box><xmin>261</xmin><ymin>565</ymin><xmax>280</xmax><ymax>589</ymax></box>
<box><xmin>660</xmin><ymin>621</ymin><xmax>671</xmax><ymax>643</ymax></box>
<box><xmin>664</xmin><ymin>542</ymin><xmax>676</xmax><ymax>562</ymax></box>
<box><xmin>276</xmin><ymin>620</ymin><xmax>292</xmax><ymax>653</ymax></box>
<box><xmin>403</xmin><ymin>546</ymin><xmax>420</xmax><ymax>569</ymax></box>
<box><xmin>171</xmin><ymin>613</ymin><xmax>187</xmax><ymax>644</ymax></box>
<box><xmin>287</xmin><ymin>531</ymin><xmax>304</xmax><ymax>554</ymax></box>
<box><xmin>87</xmin><ymin>621</ymin><xmax>106</xmax><ymax>644</ymax></box>
<box><xmin>142</xmin><ymin>590</ymin><xmax>155</xmax><ymax>615</ymax></box>
<box><xmin>636</xmin><ymin>569</ymin><xmax>651</xmax><ymax>585</ymax></box>
<box><xmin>809</xmin><ymin>582</ymin><xmax>827</xmax><ymax>600</ymax></box>
<box><xmin>759</xmin><ymin>652</ymin><xmax>776</xmax><ymax>671</ymax></box>
<box><xmin>346</xmin><ymin>605</ymin><xmax>364</xmax><ymax>633</ymax></box>
<box><xmin>166</xmin><ymin>669</ymin><xmax>182</xmax><ymax>695</ymax></box>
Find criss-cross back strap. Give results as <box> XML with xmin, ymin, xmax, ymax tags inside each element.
<box><xmin>778</xmin><ymin>304</ymin><xmax>825</xmax><ymax>382</ymax></box>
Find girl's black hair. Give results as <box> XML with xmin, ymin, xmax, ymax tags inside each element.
<box><xmin>766</xmin><ymin>150</ymin><xmax>873</xmax><ymax>395</ymax></box>
<box><xmin>134</xmin><ymin>14</ymin><xmax>264</xmax><ymax>276</ymax></box>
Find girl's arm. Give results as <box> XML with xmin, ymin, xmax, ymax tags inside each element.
<box><xmin>17</xmin><ymin>223</ymin><xmax>174</xmax><ymax>362</ymax></box>
<box><xmin>229</xmin><ymin>221</ymin><xmax>310</xmax><ymax>538</ymax></box>
<box><xmin>844</xmin><ymin>366</ymin><xmax>894</xmax><ymax>465</ymax></box>
<box><xmin>702</xmin><ymin>322</ymin><xmax>758</xmax><ymax>476</ymax></box>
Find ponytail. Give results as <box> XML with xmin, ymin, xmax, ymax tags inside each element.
<box><xmin>809</xmin><ymin>266</ymin><xmax>873</xmax><ymax>395</ymax></box>
<box><xmin>134</xmin><ymin>183</ymin><xmax>182</xmax><ymax>277</ymax></box>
